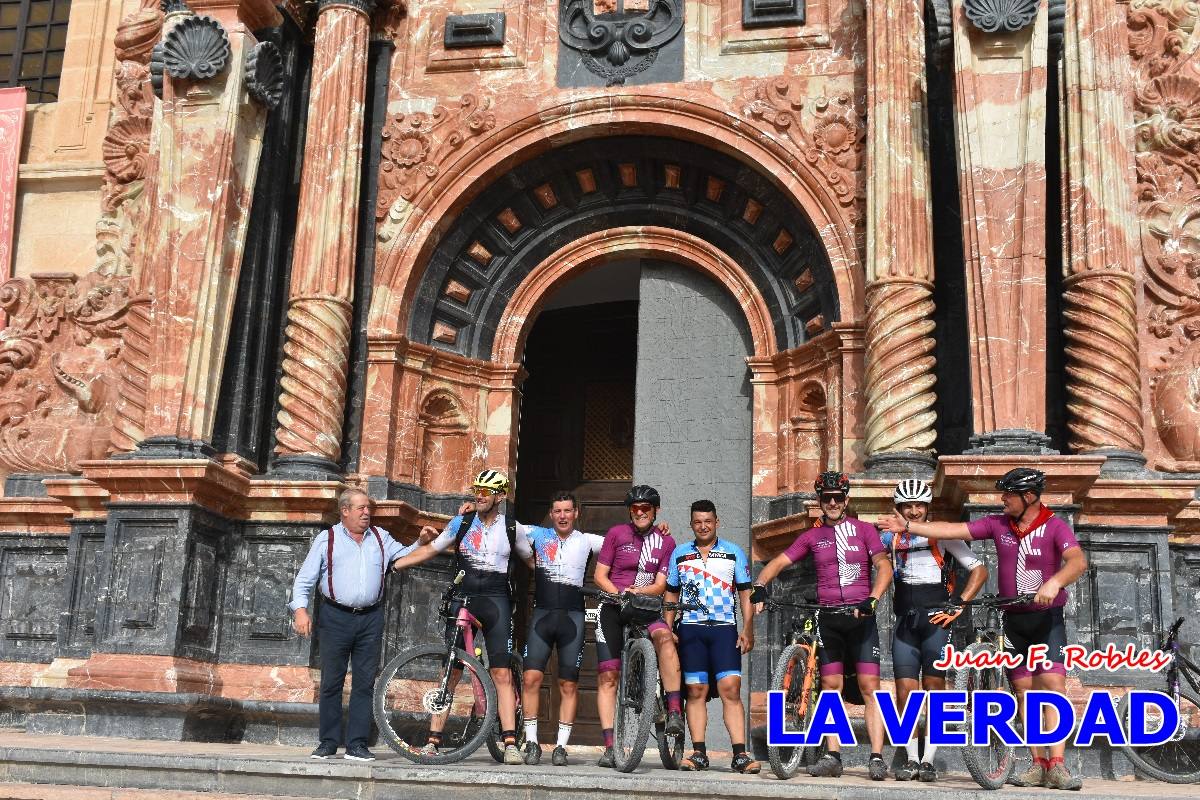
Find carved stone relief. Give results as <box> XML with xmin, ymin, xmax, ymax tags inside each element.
<box><xmin>1128</xmin><ymin>1</ymin><xmax>1200</xmax><ymax>468</ymax></box>
<box><xmin>739</xmin><ymin>78</ymin><xmax>866</xmax><ymax>227</ymax></box>
<box><xmin>0</xmin><ymin>274</ymin><xmax>134</xmax><ymax>474</ymax></box>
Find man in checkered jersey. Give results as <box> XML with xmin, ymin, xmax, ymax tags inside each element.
<box><xmin>664</xmin><ymin>499</ymin><xmax>758</xmax><ymax>774</ymax></box>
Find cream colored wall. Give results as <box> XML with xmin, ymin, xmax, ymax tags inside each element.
<box><xmin>11</xmin><ymin>0</ymin><xmax>125</xmax><ymax>278</ymax></box>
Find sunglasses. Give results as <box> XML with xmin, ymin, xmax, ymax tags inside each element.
<box><xmin>820</xmin><ymin>494</ymin><xmax>847</xmax><ymax>504</ymax></box>
<box><xmin>629</xmin><ymin>503</ymin><xmax>655</xmax><ymax>514</ymax></box>
<box><xmin>472</xmin><ymin>487</ymin><xmax>503</xmax><ymax>496</ymax></box>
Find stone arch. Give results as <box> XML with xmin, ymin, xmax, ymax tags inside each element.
<box><xmin>492</xmin><ymin>227</ymin><xmax>775</xmax><ymax>364</ymax></box>
<box><xmin>416</xmin><ymin>389</ymin><xmax>470</xmax><ymax>495</ymax></box>
<box><xmin>368</xmin><ymin>96</ymin><xmax>862</xmax><ymax>339</ymax></box>
<box><xmin>391</xmin><ymin>135</ymin><xmax>840</xmax><ymax>360</ymax></box>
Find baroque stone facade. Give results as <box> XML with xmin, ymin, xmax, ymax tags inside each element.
<box><xmin>1</xmin><ymin>0</ymin><xmax>1199</xmax><ymax>755</ymax></box>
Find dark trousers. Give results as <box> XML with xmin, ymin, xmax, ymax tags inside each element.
<box><xmin>317</xmin><ymin>602</ymin><xmax>384</xmax><ymax>748</ymax></box>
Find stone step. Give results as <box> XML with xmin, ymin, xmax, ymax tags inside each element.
<box><xmin>0</xmin><ymin>731</ymin><xmax>1194</xmax><ymax>800</ymax></box>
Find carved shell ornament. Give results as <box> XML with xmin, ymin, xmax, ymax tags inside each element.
<box><xmin>558</xmin><ymin>0</ymin><xmax>684</xmax><ymax>85</ymax></box>
<box><xmin>963</xmin><ymin>0</ymin><xmax>1039</xmax><ymax>33</ymax></box>
<box><xmin>160</xmin><ymin>15</ymin><xmax>231</xmax><ymax>81</ymax></box>
<box><xmin>245</xmin><ymin>41</ymin><xmax>285</xmax><ymax>109</ymax></box>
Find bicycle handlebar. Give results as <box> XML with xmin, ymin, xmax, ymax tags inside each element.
<box><xmin>761</xmin><ymin>598</ymin><xmax>857</xmax><ymax>615</ymax></box>
<box><xmin>581</xmin><ymin>587</ymin><xmax>708</xmax><ymax>613</ymax></box>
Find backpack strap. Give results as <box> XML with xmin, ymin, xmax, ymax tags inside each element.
<box><xmin>929</xmin><ymin>541</ymin><xmax>958</xmax><ymax>596</ymax></box>
<box><xmin>506</xmin><ymin>514</ymin><xmax>518</xmax><ymax>601</ymax></box>
<box><xmin>325</xmin><ymin>527</ymin><xmax>337</xmax><ymax>603</ymax></box>
<box><xmin>452</xmin><ymin>512</ymin><xmax>477</xmax><ymax>581</ymax></box>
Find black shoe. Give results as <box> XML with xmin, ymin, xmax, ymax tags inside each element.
<box><xmin>918</xmin><ymin>761</ymin><xmax>937</xmax><ymax>782</ymax></box>
<box><xmin>808</xmin><ymin>753</ymin><xmax>843</xmax><ymax>778</ymax></box>
<box><xmin>731</xmin><ymin>752</ymin><xmax>761</xmax><ymax>774</ymax></box>
<box><xmin>681</xmin><ymin>751</ymin><xmax>710</xmax><ymax>771</ymax></box>
<box><xmin>310</xmin><ymin>742</ymin><xmax>337</xmax><ymax>759</ymax></box>
<box><xmin>597</xmin><ymin>747</ymin><xmax>615</xmax><ymax>768</ymax></box>
<box><xmin>665</xmin><ymin>710</ymin><xmax>685</xmax><ymax>737</ymax></box>
<box><xmin>344</xmin><ymin>745</ymin><xmax>375</xmax><ymax>762</ymax></box>
<box><xmin>523</xmin><ymin>742</ymin><xmax>542</xmax><ymax>765</ymax></box>
<box><xmin>895</xmin><ymin>759</ymin><xmax>919</xmax><ymax>780</ymax></box>
<box><xmin>551</xmin><ymin>745</ymin><xmax>568</xmax><ymax>766</ymax></box>
<box><xmin>868</xmin><ymin>755</ymin><xmax>888</xmax><ymax>781</ymax></box>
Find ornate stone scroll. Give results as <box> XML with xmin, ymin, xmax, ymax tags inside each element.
<box><xmin>861</xmin><ymin>0</ymin><xmax>937</xmax><ymax>472</ymax></box>
<box><xmin>1128</xmin><ymin>1</ymin><xmax>1200</xmax><ymax>469</ymax></box>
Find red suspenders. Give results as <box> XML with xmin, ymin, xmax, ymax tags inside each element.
<box><xmin>325</xmin><ymin>526</ymin><xmax>387</xmax><ymax>604</ymax></box>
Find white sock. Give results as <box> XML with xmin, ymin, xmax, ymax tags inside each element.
<box><xmin>556</xmin><ymin>721</ymin><xmax>572</xmax><ymax>747</ymax></box>
<box><xmin>923</xmin><ymin>733</ymin><xmax>938</xmax><ymax>764</ymax></box>
<box><xmin>524</xmin><ymin>720</ymin><xmax>538</xmax><ymax>745</ymax></box>
<box><xmin>905</xmin><ymin>738</ymin><xmax>920</xmax><ymax>762</ymax></box>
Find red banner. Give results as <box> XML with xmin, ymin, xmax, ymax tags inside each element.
<box><xmin>0</xmin><ymin>87</ymin><xmax>26</xmax><ymax>326</ymax></box>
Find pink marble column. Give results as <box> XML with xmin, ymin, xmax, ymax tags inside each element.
<box><xmin>862</xmin><ymin>0</ymin><xmax>937</xmax><ymax>472</ymax></box>
<box><xmin>272</xmin><ymin>0</ymin><xmax>376</xmax><ymax>476</ymax></box>
<box><xmin>1060</xmin><ymin>0</ymin><xmax>1144</xmax><ymax>464</ymax></box>
<box><xmin>951</xmin><ymin>1</ymin><xmax>1050</xmax><ymax>448</ymax></box>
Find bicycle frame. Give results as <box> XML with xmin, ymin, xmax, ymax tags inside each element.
<box><xmin>430</xmin><ymin>600</ymin><xmax>489</xmax><ymax>719</ymax></box>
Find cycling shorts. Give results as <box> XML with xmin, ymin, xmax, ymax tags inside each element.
<box><xmin>523</xmin><ymin>608</ymin><xmax>586</xmax><ymax>681</ymax></box>
<box><xmin>446</xmin><ymin>594</ymin><xmax>512</xmax><ymax>666</ymax></box>
<box><xmin>892</xmin><ymin>610</ymin><xmax>951</xmax><ymax>680</ymax></box>
<box><xmin>1003</xmin><ymin>606</ymin><xmax>1068</xmax><ymax>681</ymax></box>
<box><xmin>678</xmin><ymin>623</ymin><xmax>741</xmax><ymax>685</ymax></box>
<box><xmin>817</xmin><ymin>613</ymin><xmax>881</xmax><ymax>677</ymax></box>
<box><xmin>595</xmin><ymin>602</ymin><xmax>669</xmax><ymax>674</ymax></box>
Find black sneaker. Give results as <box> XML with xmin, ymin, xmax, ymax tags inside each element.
<box><xmin>808</xmin><ymin>753</ymin><xmax>843</xmax><ymax>778</ymax></box>
<box><xmin>344</xmin><ymin>745</ymin><xmax>375</xmax><ymax>762</ymax></box>
<box><xmin>665</xmin><ymin>710</ymin><xmax>685</xmax><ymax>737</ymax></box>
<box><xmin>895</xmin><ymin>759</ymin><xmax>919</xmax><ymax>780</ymax></box>
<box><xmin>868</xmin><ymin>755</ymin><xmax>888</xmax><ymax>781</ymax></box>
<box><xmin>681</xmin><ymin>751</ymin><xmax>710</xmax><ymax>771</ymax></box>
<box><xmin>523</xmin><ymin>742</ymin><xmax>542</xmax><ymax>765</ymax></box>
<box><xmin>551</xmin><ymin>745</ymin><xmax>568</xmax><ymax>766</ymax></box>
<box><xmin>310</xmin><ymin>742</ymin><xmax>337</xmax><ymax>759</ymax></box>
<box><xmin>918</xmin><ymin>761</ymin><xmax>937</xmax><ymax>782</ymax></box>
<box><xmin>731</xmin><ymin>752</ymin><xmax>761</xmax><ymax>774</ymax></box>
<box><xmin>597</xmin><ymin>747</ymin><xmax>615</xmax><ymax>768</ymax></box>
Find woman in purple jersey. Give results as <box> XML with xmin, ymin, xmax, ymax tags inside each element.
<box><xmin>877</xmin><ymin>467</ymin><xmax>1088</xmax><ymax>792</ymax></box>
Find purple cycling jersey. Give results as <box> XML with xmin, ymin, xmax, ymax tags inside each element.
<box><xmin>782</xmin><ymin>517</ymin><xmax>885</xmax><ymax>605</ymax></box>
<box><xmin>597</xmin><ymin>523</ymin><xmax>675</xmax><ymax>592</ymax></box>
<box><xmin>966</xmin><ymin>510</ymin><xmax>1080</xmax><ymax>613</ymax></box>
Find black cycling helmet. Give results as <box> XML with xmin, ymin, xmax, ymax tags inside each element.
<box><xmin>625</xmin><ymin>484</ymin><xmax>661</xmax><ymax>507</ymax></box>
<box><xmin>995</xmin><ymin>467</ymin><xmax>1045</xmax><ymax>497</ymax></box>
<box><xmin>815</xmin><ymin>471</ymin><xmax>851</xmax><ymax>495</ymax></box>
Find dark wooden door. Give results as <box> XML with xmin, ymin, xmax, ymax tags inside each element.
<box><xmin>514</xmin><ymin>300</ymin><xmax>636</xmax><ymax>745</ymax></box>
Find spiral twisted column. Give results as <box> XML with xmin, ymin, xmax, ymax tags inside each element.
<box><xmin>1063</xmin><ymin>272</ymin><xmax>1143</xmax><ymax>454</ymax></box>
<box><xmin>863</xmin><ymin>279</ymin><xmax>938</xmax><ymax>456</ymax></box>
<box><xmin>1058</xmin><ymin>0</ymin><xmax>1144</xmax><ymax>468</ymax></box>
<box><xmin>272</xmin><ymin>0</ymin><xmax>375</xmax><ymax>476</ymax></box>
<box><xmin>862</xmin><ymin>0</ymin><xmax>938</xmax><ymax>473</ymax></box>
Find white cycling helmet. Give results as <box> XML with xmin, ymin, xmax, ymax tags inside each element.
<box><xmin>893</xmin><ymin>478</ymin><xmax>933</xmax><ymax>505</ymax></box>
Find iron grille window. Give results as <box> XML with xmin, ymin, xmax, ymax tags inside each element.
<box><xmin>0</xmin><ymin>0</ymin><xmax>70</xmax><ymax>101</ymax></box>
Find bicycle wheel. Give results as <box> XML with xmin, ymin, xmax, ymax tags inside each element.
<box><xmin>768</xmin><ymin>642</ymin><xmax>817</xmax><ymax>780</ymax></box>
<box><xmin>1118</xmin><ymin>686</ymin><xmax>1200</xmax><ymax>783</ymax></box>
<box><xmin>373</xmin><ymin>643</ymin><xmax>496</xmax><ymax>764</ymax></box>
<box><xmin>487</xmin><ymin>653</ymin><xmax>527</xmax><ymax>763</ymax></box>
<box><xmin>955</xmin><ymin>642</ymin><xmax>1016</xmax><ymax>790</ymax></box>
<box><xmin>613</xmin><ymin>637</ymin><xmax>658</xmax><ymax>772</ymax></box>
<box><xmin>655</xmin><ymin>689</ymin><xmax>684</xmax><ymax>769</ymax></box>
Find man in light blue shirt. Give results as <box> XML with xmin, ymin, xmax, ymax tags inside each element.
<box><xmin>289</xmin><ymin>488</ymin><xmax>429</xmax><ymax>761</ymax></box>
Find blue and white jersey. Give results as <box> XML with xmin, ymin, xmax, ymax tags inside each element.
<box><xmin>523</xmin><ymin>526</ymin><xmax>604</xmax><ymax>610</ymax></box>
<box><xmin>666</xmin><ymin>538</ymin><xmax>753</xmax><ymax>625</ymax></box>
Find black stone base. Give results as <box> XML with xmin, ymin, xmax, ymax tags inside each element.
<box><xmin>270</xmin><ymin>454</ymin><xmax>344</xmax><ymax>482</ymax></box>
<box><xmin>864</xmin><ymin>450</ymin><xmax>937</xmax><ymax>478</ymax></box>
<box><xmin>965</xmin><ymin>428</ymin><xmax>1059</xmax><ymax>455</ymax></box>
<box><xmin>3</xmin><ymin>473</ymin><xmax>61</xmax><ymax>497</ymax></box>
<box><xmin>115</xmin><ymin>436</ymin><xmax>218</xmax><ymax>460</ymax></box>
<box><xmin>0</xmin><ymin>686</ymin><xmax>358</xmax><ymax>747</ymax></box>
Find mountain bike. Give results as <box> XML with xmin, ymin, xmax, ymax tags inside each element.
<box><xmin>936</xmin><ymin>593</ymin><xmax>1033</xmax><ymax>790</ymax></box>
<box><xmin>760</xmin><ymin>598</ymin><xmax>857</xmax><ymax>780</ymax></box>
<box><xmin>372</xmin><ymin>571</ymin><xmax>524</xmax><ymax>764</ymax></box>
<box><xmin>588</xmin><ymin>587</ymin><xmax>705</xmax><ymax>773</ymax></box>
<box><xmin>1118</xmin><ymin>616</ymin><xmax>1200</xmax><ymax>783</ymax></box>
